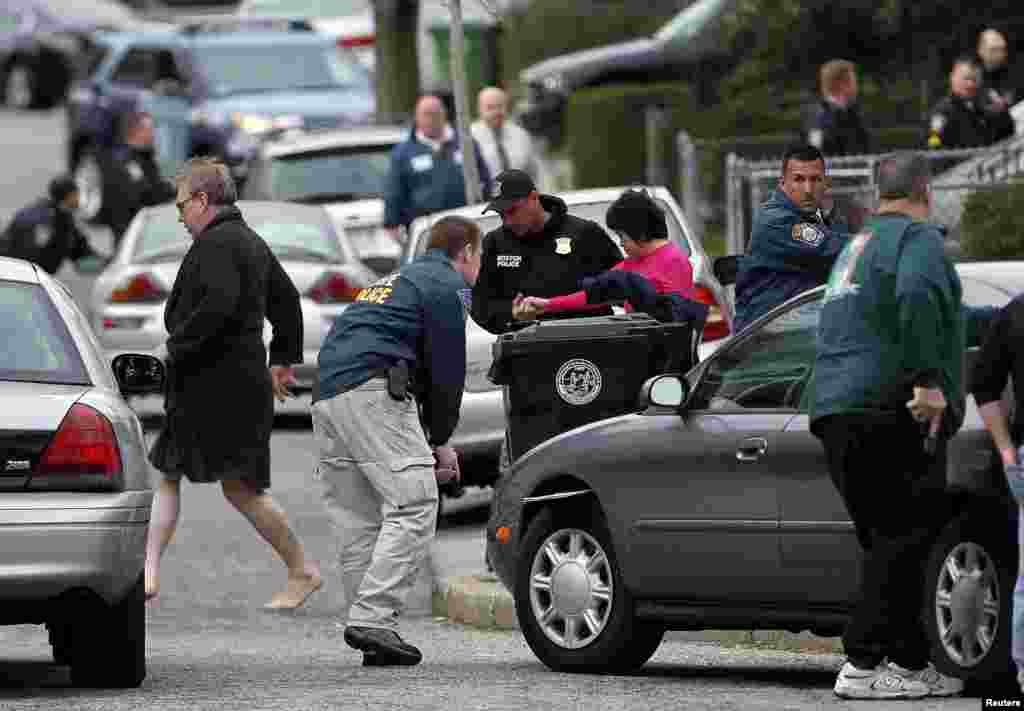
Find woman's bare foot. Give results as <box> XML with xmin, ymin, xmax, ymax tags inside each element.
<box><xmin>264</xmin><ymin>564</ymin><xmax>322</xmax><ymax>610</ymax></box>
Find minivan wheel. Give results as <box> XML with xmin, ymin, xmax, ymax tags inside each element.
<box><xmin>69</xmin><ymin>574</ymin><xmax>146</xmax><ymax>688</ymax></box>
<box><xmin>924</xmin><ymin>510</ymin><xmax>1015</xmax><ymax>683</ymax></box>
<box><xmin>515</xmin><ymin>504</ymin><xmax>663</xmax><ymax>673</ymax></box>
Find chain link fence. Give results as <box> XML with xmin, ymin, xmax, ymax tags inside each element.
<box><xmin>676</xmin><ymin>132</ymin><xmax>1024</xmax><ymax>256</ymax></box>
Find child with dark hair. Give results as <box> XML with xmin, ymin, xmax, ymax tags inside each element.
<box><xmin>515</xmin><ymin>189</ymin><xmax>694</xmax><ymax>318</ymax></box>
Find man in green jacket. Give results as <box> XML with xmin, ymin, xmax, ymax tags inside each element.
<box><xmin>809</xmin><ymin>152</ymin><xmax>965</xmax><ymax>700</ymax></box>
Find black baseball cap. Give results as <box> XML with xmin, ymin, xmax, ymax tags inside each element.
<box><xmin>483</xmin><ymin>169</ymin><xmax>536</xmax><ymax>215</ymax></box>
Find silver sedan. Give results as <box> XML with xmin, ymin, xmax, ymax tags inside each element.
<box><xmin>88</xmin><ymin>200</ymin><xmax>378</xmax><ymax>394</ymax></box>
<box><xmin>401</xmin><ymin>186</ymin><xmax>734</xmax><ymax>485</ymax></box>
<box><xmin>0</xmin><ymin>256</ymin><xmax>164</xmax><ymax>687</ymax></box>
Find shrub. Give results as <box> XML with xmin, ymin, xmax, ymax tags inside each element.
<box><xmin>959</xmin><ymin>180</ymin><xmax>1024</xmax><ymax>260</ymax></box>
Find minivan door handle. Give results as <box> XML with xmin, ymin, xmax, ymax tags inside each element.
<box><xmin>736</xmin><ymin>437</ymin><xmax>768</xmax><ymax>462</ymax></box>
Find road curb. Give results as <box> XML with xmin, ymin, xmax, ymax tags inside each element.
<box><xmin>437</xmin><ymin>575</ymin><xmax>843</xmax><ymax>655</ymax></box>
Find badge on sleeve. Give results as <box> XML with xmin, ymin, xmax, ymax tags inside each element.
<box><xmin>807</xmin><ymin>128</ymin><xmax>824</xmax><ymax>148</ymax></box>
<box><xmin>791</xmin><ymin>223</ymin><xmax>824</xmax><ymax>247</ymax></box>
<box><xmin>33</xmin><ymin>224</ymin><xmax>52</xmax><ymax>248</ymax></box>
<box><xmin>126</xmin><ymin>162</ymin><xmax>144</xmax><ymax>182</ymax></box>
<box><xmin>555</xmin><ymin>236</ymin><xmax>572</xmax><ymax>255</ymax></box>
<box><xmin>930</xmin><ymin>114</ymin><xmax>946</xmax><ymax>134</ymax></box>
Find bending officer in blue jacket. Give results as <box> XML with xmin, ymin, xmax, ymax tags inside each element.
<box><xmin>734</xmin><ymin>144</ymin><xmax>852</xmax><ymax>332</ymax></box>
<box><xmin>312</xmin><ymin>216</ymin><xmax>482</xmax><ymax>667</ymax></box>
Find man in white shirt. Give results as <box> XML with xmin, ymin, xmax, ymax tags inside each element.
<box><xmin>471</xmin><ymin>87</ymin><xmax>540</xmax><ymax>189</ymax></box>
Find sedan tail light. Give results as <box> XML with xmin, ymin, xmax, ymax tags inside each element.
<box><xmin>109</xmin><ymin>273</ymin><xmax>167</xmax><ymax>304</ymax></box>
<box><xmin>32</xmin><ymin>404</ymin><xmax>123</xmax><ymax>490</ymax></box>
<box><xmin>693</xmin><ymin>286</ymin><xmax>731</xmax><ymax>342</ymax></box>
<box><xmin>338</xmin><ymin>34</ymin><xmax>374</xmax><ymax>49</ymax></box>
<box><xmin>308</xmin><ymin>273</ymin><xmax>363</xmax><ymax>304</ymax></box>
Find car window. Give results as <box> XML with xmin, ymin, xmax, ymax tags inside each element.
<box><xmin>132</xmin><ymin>213</ymin><xmax>343</xmax><ymax>263</ymax></box>
<box><xmin>194</xmin><ymin>42</ymin><xmax>369</xmax><ymax>95</ymax></box>
<box><xmin>255</xmin><ymin>221</ymin><xmax>343</xmax><ymax>262</ymax></box>
<box><xmin>692</xmin><ymin>296</ymin><xmax>822</xmax><ymax>411</ymax></box>
<box><xmin>241</xmin><ymin>0</ymin><xmax>368</xmax><ymax>15</ymax></box>
<box><xmin>0</xmin><ymin>280</ymin><xmax>89</xmax><ymax>385</ymax></box>
<box><xmin>266</xmin><ymin>146</ymin><xmax>393</xmax><ymax>202</ymax></box>
<box><xmin>410</xmin><ymin>199</ymin><xmax>690</xmax><ymax>259</ymax></box>
<box><xmin>110</xmin><ymin>47</ymin><xmax>156</xmax><ymax>87</ymax></box>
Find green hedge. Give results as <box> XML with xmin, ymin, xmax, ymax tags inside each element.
<box><xmin>960</xmin><ymin>181</ymin><xmax>1024</xmax><ymax>260</ymax></box>
<box><xmin>565</xmin><ymin>80</ymin><xmax>927</xmax><ymax>204</ymax></box>
<box><xmin>566</xmin><ymin>82</ymin><xmax>695</xmax><ymax>190</ymax></box>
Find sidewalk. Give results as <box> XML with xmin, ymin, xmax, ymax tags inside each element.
<box><xmin>433</xmin><ymin>573</ymin><xmax>844</xmax><ymax>656</ymax></box>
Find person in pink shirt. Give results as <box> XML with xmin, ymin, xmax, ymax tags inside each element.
<box><xmin>514</xmin><ymin>189</ymin><xmax>694</xmax><ymax>318</ymax></box>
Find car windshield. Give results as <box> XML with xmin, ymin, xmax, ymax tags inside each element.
<box><xmin>267</xmin><ymin>146</ymin><xmax>393</xmax><ymax>202</ymax></box>
<box><xmin>195</xmin><ymin>43</ymin><xmax>368</xmax><ymax>95</ymax></box>
<box><xmin>0</xmin><ymin>281</ymin><xmax>89</xmax><ymax>385</ymax></box>
<box><xmin>133</xmin><ymin>212</ymin><xmax>343</xmax><ymax>263</ymax></box>
<box><xmin>411</xmin><ymin>198</ymin><xmax>691</xmax><ymax>259</ymax></box>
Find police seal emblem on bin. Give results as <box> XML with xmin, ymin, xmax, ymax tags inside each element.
<box><xmin>555</xmin><ymin>358</ymin><xmax>602</xmax><ymax>406</ymax></box>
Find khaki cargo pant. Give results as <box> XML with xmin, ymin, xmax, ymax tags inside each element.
<box><xmin>311</xmin><ymin>379</ymin><xmax>438</xmax><ymax>630</ymax></box>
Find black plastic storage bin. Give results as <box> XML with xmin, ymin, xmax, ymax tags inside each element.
<box><xmin>490</xmin><ymin>313</ymin><xmax>695</xmax><ymax>462</ymax></box>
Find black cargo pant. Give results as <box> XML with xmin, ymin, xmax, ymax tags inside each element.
<box><xmin>814</xmin><ymin>412</ymin><xmax>951</xmax><ymax>670</ymax></box>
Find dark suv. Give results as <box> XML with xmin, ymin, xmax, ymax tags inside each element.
<box><xmin>65</xmin><ymin>20</ymin><xmax>374</xmax><ymax>226</ymax></box>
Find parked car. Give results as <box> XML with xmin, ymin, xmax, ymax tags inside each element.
<box><xmin>242</xmin><ymin>124</ymin><xmax>405</xmax><ymax>276</ymax></box>
<box><xmin>88</xmin><ymin>200</ymin><xmax>378</xmax><ymax>394</ymax></box>
<box><xmin>64</xmin><ymin>20</ymin><xmax>375</xmax><ymax>226</ymax></box>
<box><xmin>401</xmin><ymin>186</ymin><xmax>733</xmax><ymax>486</ymax></box>
<box><xmin>237</xmin><ymin>0</ymin><xmax>374</xmax><ymax>70</ymax></box>
<box><xmin>518</xmin><ymin>0</ymin><xmax>737</xmax><ymax>143</ymax></box>
<box><xmin>486</xmin><ymin>260</ymin><xmax>1021</xmax><ymax>684</ymax></box>
<box><xmin>0</xmin><ymin>256</ymin><xmax>164</xmax><ymax>687</ymax></box>
<box><xmin>0</xmin><ymin>0</ymin><xmax>159</xmax><ymax>110</ymax></box>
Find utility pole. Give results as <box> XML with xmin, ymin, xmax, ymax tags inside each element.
<box><xmin>447</xmin><ymin>0</ymin><xmax>483</xmax><ymax>205</ymax></box>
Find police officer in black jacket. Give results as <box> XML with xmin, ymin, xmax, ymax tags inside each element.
<box><xmin>0</xmin><ymin>176</ymin><xmax>100</xmax><ymax>274</ymax></box>
<box><xmin>470</xmin><ymin>169</ymin><xmax>622</xmax><ymax>334</ymax></box>
<box><xmin>927</xmin><ymin>58</ymin><xmax>993</xmax><ymax>151</ymax></box>
<box><xmin>977</xmin><ymin>28</ymin><xmax>1018</xmax><ymax>143</ymax></box>
<box><xmin>107</xmin><ymin>111</ymin><xmax>176</xmax><ymax>245</ymax></box>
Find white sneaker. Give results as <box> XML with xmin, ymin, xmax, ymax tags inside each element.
<box><xmin>833</xmin><ymin>662</ymin><xmax>930</xmax><ymax>699</ymax></box>
<box><xmin>887</xmin><ymin>662</ymin><xmax>965</xmax><ymax>697</ymax></box>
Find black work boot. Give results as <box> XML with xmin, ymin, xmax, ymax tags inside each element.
<box><xmin>344</xmin><ymin>626</ymin><xmax>422</xmax><ymax>666</ymax></box>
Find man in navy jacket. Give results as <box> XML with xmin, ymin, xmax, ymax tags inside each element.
<box><xmin>313</xmin><ymin>216</ymin><xmax>482</xmax><ymax>667</ymax></box>
<box><xmin>383</xmin><ymin>95</ymin><xmax>491</xmax><ymax>242</ymax></box>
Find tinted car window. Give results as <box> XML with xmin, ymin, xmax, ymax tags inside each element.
<box><xmin>194</xmin><ymin>43</ymin><xmax>369</xmax><ymax>95</ymax></box>
<box><xmin>266</xmin><ymin>147</ymin><xmax>392</xmax><ymax>201</ymax></box>
<box><xmin>693</xmin><ymin>296</ymin><xmax>822</xmax><ymax>410</ymax></box>
<box><xmin>0</xmin><ymin>281</ymin><xmax>89</xmax><ymax>385</ymax></box>
<box><xmin>412</xmin><ymin>199</ymin><xmax>690</xmax><ymax>259</ymax></box>
<box><xmin>960</xmin><ymin>276</ymin><xmax>1015</xmax><ymax>308</ymax></box>
<box><xmin>132</xmin><ymin>212</ymin><xmax>343</xmax><ymax>263</ymax></box>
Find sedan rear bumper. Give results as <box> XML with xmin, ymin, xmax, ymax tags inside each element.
<box><xmin>0</xmin><ymin>491</ymin><xmax>151</xmax><ymax>612</ymax></box>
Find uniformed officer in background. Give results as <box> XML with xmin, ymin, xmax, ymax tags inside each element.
<box><xmin>733</xmin><ymin>144</ymin><xmax>852</xmax><ymax>332</ymax></box>
<box><xmin>976</xmin><ymin>28</ymin><xmax>1019</xmax><ymax>144</ymax></box>
<box><xmin>927</xmin><ymin>57</ymin><xmax>993</xmax><ymax>151</ymax></box>
<box><xmin>107</xmin><ymin>111</ymin><xmax>176</xmax><ymax>246</ymax></box>
<box><xmin>804</xmin><ymin>59</ymin><xmax>870</xmax><ymax>157</ymax></box>
<box><xmin>312</xmin><ymin>216</ymin><xmax>482</xmax><ymax>667</ymax></box>
<box><xmin>470</xmin><ymin>168</ymin><xmax>622</xmax><ymax>334</ymax></box>
<box><xmin>0</xmin><ymin>175</ymin><xmax>102</xmax><ymax>274</ymax></box>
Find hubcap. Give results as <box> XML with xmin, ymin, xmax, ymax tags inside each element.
<box><xmin>5</xmin><ymin>66</ymin><xmax>32</xmax><ymax>109</ymax></box>
<box><xmin>529</xmin><ymin>527</ymin><xmax>613</xmax><ymax>650</ymax></box>
<box><xmin>75</xmin><ymin>156</ymin><xmax>103</xmax><ymax>221</ymax></box>
<box><xmin>935</xmin><ymin>541</ymin><xmax>1000</xmax><ymax>668</ymax></box>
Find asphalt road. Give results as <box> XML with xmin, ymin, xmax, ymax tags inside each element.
<box><xmin>0</xmin><ymin>109</ymin><xmax>988</xmax><ymax>709</ymax></box>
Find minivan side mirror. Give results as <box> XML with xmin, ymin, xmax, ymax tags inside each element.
<box><xmin>639</xmin><ymin>373</ymin><xmax>690</xmax><ymax>410</ymax></box>
<box><xmin>111</xmin><ymin>353</ymin><xmax>165</xmax><ymax>395</ymax></box>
